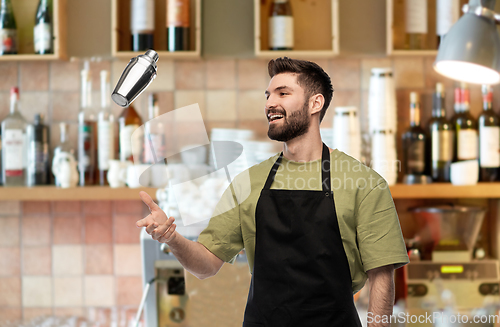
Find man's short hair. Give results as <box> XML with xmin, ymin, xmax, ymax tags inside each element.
<box><xmin>268</xmin><ymin>57</ymin><xmax>334</xmax><ymax>122</ymax></box>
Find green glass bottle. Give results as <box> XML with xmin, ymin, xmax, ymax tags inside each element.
<box><xmin>0</xmin><ymin>0</ymin><xmax>17</xmax><ymax>55</ymax></box>
<box><xmin>34</xmin><ymin>0</ymin><xmax>53</xmax><ymax>54</ymax></box>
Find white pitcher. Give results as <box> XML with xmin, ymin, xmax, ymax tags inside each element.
<box><xmin>107</xmin><ymin>160</ymin><xmax>129</xmax><ymax>188</ymax></box>
<box><xmin>52</xmin><ymin>152</ymin><xmax>79</xmax><ymax>188</ymax></box>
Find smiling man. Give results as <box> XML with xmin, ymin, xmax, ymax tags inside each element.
<box><xmin>137</xmin><ymin>57</ymin><xmax>409</xmax><ymax>327</ymax></box>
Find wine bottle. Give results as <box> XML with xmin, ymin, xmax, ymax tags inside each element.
<box><xmin>34</xmin><ymin>0</ymin><xmax>53</xmax><ymax>54</ymax></box>
<box><xmin>478</xmin><ymin>85</ymin><xmax>500</xmax><ymax>181</ymax></box>
<box><xmin>97</xmin><ymin>70</ymin><xmax>115</xmax><ymax>186</ymax></box>
<box><xmin>26</xmin><ymin>114</ymin><xmax>49</xmax><ymax>186</ymax></box>
<box><xmin>429</xmin><ymin>83</ymin><xmax>453</xmax><ymax>182</ymax></box>
<box><xmin>269</xmin><ymin>0</ymin><xmax>293</xmax><ymax>51</ymax></box>
<box><xmin>130</xmin><ymin>0</ymin><xmax>154</xmax><ymax>52</ymax></box>
<box><xmin>53</xmin><ymin>122</ymin><xmax>75</xmax><ymax>187</ymax></box>
<box><xmin>402</xmin><ymin>92</ymin><xmax>427</xmax><ymax>176</ymax></box>
<box><xmin>451</xmin><ymin>83</ymin><xmax>478</xmax><ymax>162</ymax></box>
<box><xmin>1</xmin><ymin>87</ymin><xmax>27</xmax><ymax>186</ymax></box>
<box><xmin>143</xmin><ymin>93</ymin><xmax>165</xmax><ymax>164</ymax></box>
<box><xmin>166</xmin><ymin>0</ymin><xmax>190</xmax><ymax>51</ymax></box>
<box><xmin>436</xmin><ymin>0</ymin><xmax>459</xmax><ymax>47</ymax></box>
<box><xmin>78</xmin><ymin>63</ymin><xmax>97</xmax><ymax>186</ymax></box>
<box><xmin>119</xmin><ymin>104</ymin><xmax>143</xmax><ymax>162</ymax></box>
<box><xmin>0</xmin><ymin>0</ymin><xmax>17</xmax><ymax>55</ymax></box>
<box><xmin>405</xmin><ymin>0</ymin><xmax>427</xmax><ymax>50</ymax></box>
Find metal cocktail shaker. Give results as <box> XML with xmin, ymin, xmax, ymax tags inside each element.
<box><xmin>111</xmin><ymin>49</ymin><xmax>159</xmax><ymax>107</ymax></box>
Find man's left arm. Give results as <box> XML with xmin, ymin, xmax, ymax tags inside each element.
<box><xmin>367</xmin><ymin>264</ymin><xmax>395</xmax><ymax>327</ymax></box>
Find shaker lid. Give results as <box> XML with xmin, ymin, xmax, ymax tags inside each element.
<box><xmin>144</xmin><ymin>49</ymin><xmax>159</xmax><ymax>63</ymax></box>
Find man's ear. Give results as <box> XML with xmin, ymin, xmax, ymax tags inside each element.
<box><xmin>309</xmin><ymin>93</ymin><xmax>324</xmax><ymax>116</ymax></box>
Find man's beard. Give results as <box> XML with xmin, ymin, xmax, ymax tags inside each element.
<box><xmin>268</xmin><ymin>101</ymin><xmax>310</xmax><ymax>142</ymax></box>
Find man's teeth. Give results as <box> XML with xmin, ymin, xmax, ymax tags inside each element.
<box><xmin>269</xmin><ymin>114</ymin><xmax>284</xmax><ymax>121</ymax></box>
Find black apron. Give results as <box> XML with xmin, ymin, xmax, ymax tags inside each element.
<box><xmin>243</xmin><ymin>143</ymin><xmax>362</xmax><ymax>327</ymax></box>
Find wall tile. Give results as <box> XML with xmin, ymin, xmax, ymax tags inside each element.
<box><xmin>0</xmin><ymin>277</ymin><xmax>21</xmax><ymax>306</ymax></box>
<box><xmin>83</xmin><ymin>201</ymin><xmax>112</xmax><ymax>215</ymax></box>
<box><xmin>89</xmin><ymin>61</ymin><xmax>112</xmax><ymax>92</ymax></box>
<box><xmin>0</xmin><ymin>201</ymin><xmax>21</xmax><ymax>215</ymax></box>
<box><xmin>114</xmin><ymin>244</ymin><xmax>142</xmax><ymax>276</ymax></box>
<box><xmin>54</xmin><ymin>277</ymin><xmax>83</xmax><ymax>307</ymax></box>
<box><xmin>22</xmin><ymin>308</ymin><xmax>53</xmax><ymax>322</ymax></box>
<box><xmin>53</xmin><ymin>245</ymin><xmax>83</xmax><ymax>276</ymax></box>
<box><xmin>236</xmin><ymin>121</ymin><xmax>268</xmax><ymax>139</ymax></box>
<box><xmin>83</xmin><ymin>276</ymin><xmax>115</xmax><ymax>307</ymax></box>
<box><xmin>0</xmin><ymin>308</ymin><xmax>22</xmax><ymax>322</ymax></box>
<box><xmin>175</xmin><ymin>61</ymin><xmax>206</xmax><ymax>90</ymax></box>
<box><xmin>51</xmin><ymin>91</ymin><xmax>80</xmax><ymax>122</ymax></box>
<box><xmin>0</xmin><ymin>216</ymin><xmax>20</xmax><ymax>246</ymax></box>
<box><xmin>0</xmin><ymin>62</ymin><xmax>18</xmax><ymax>91</ymax></box>
<box><xmin>22</xmin><ymin>201</ymin><xmax>51</xmax><ymax>216</ymax></box>
<box><xmin>237</xmin><ymin>90</ymin><xmax>266</xmax><ymax>121</ymax></box>
<box><xmin>206</xmin><ymin>60</ymin><xmax>236</xmax><ymax>90</ymax></box>
<box><xmin>113</xmin><ymin>200</ymin><xmax>146</xmax><ymax>215</ymax></box>
<box><xmin>22</xmin><ymin>276</ymin><xmax>52</xmax><ymax>307</ymax></box>
<box><xmin>23</xmin><ymin>246</ymin><xmax>51</xmax><ymax>275</ymax></box>
<box><xmin>114</xmin><ymin>215</ymin><xmax>142</xmax><ymax>244</ymax></box>
<box><xmin>206</xmin><ymin>90</ymin><xmax>237</xmax><ymax>121</ymax></box>
<box><xmin>53</xmin><ymin>214</ymin><xmax>83</xmax><ymax>244</ymax></box>
<box><xmin>50</xmin><ymin>62</ymin><xmax>80</xmax><ymax>92</ymax></box>
<box><xmin>237</xmin><ymin>60</ymin><xmax>269</xmax><ymax>90</ymax></box>
<box><xmin>116</xmin><ymin>276</ymin><xmax>142</xmax><ymax>306</ymax></box>
<box><xmin>18</xmin><ymin>92</ymin><xmax>50</xmax><ymax>124</ymax></box>
<box><xmin>84</xmin><ymin>215</ymin><xmax>113</xmax><ymax>244</ymax></box>
<box><xmin>20</xmin><ymin>62</ymin><xmax>49</xmax><ymax>92</ymax></box>
<box><xmin>174</xmin><ymin>91</ymin><xmax>206</xmax><ymax>120</ymax></box>
<box><xmin>85</xmin><ymin>244</ymin><xmax>113</xmax><ymax>275</ymax></box>
<box><xmin>328</xmin><ymin>58</ymin><xmax>361</xmax><ymax>90</ymax></box>
<box><xmin>0</xmin><ymin>247</ymin><xmax>20</xmax><ymax>276</ymax></box>
<box><xmin>22</xmin><ymin>216</ymin><xmax>51</xmax><ymax>246</ymax></box>
<box><xmin>393</xmin><ymin>57</ymin><xmax>425</xmax><ymax>89</ymax></box>
<box><xmin>53</xmin><ymin>201</ymin><xmax>81</xmax><ymax>214</ymax></box>
<box><xmin>360</xmin><ymin>58</ymin><xmax>393</xmax><ymax>90</ymax></box>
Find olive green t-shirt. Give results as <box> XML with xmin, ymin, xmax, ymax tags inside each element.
<box><xmin>197</xmin><ymin>148</ymin><xmax>409</xmax><ymax>293</ymax></box>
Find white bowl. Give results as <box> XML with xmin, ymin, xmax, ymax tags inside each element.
<box><xmin>450</xmin><ymin>160</ymin><xmax>479</xmax><ymax>186</ymax></box>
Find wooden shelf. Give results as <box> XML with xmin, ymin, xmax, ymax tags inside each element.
<box><xmin>3</xmin><ymin>0</ymin><xmax>67</xmax><ymax>61</ymax></box>
<box><xmin>254</xmin><ymin>0</ymin><xmax>339</xmax><ymax>58</ymax></box>
<box><xmin>389</xmin><ymin>183</ymin><xmax>500</xmax><ymax>199</ymax></box>
<box><xmin>0</xmin><ymin>183</ymin><xmax>499</xmax><ymax>201</ymax></box>
<box><xmin>0</xmin><ymin>186</ymin><xmax>158</xmax><ymax>201</ymax></box>
<box><xmin>111</xmin><ymin>0</ymin><xmax>201</xmax><ymax>59</ymax></box>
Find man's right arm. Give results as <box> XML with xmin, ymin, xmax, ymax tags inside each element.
<box><xmin>137</xmin><ymin>191</ymin><xmax>224</xmax><ymax>280</ymax></box>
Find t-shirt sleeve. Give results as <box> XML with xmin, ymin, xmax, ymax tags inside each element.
<box><xmin>197</xmin><ymin>182</ymin><xmax>244</xmax><ymax>264</ymax></box>
<box><xmin>356</xmin><ymin>182</ymin><xmax>409</xmax><ymax>272</ymax></box>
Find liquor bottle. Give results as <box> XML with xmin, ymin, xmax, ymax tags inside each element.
<box><xmin>1</xmin><ymin>87</ymin><xmax>27</xmax><ymax>186</ymax></box>
<box><xmin>167</xmin><ymin>0</ymin><xmax>190</xmax><ymax>51</ymax></box>
<box><xmin>34</xmin><ymin>0</ymin><xmax>52</xmax><ymax>54</ymax></box>
<box><xmin>143</xmin><ymin>93</ymin><xmax>165</xmax><ymax>164</ymax></box>
<box><xmin>97</xmin><ymin>70</ymin><xmax>115</xmax><ymax>186</ymax></box>
<box><xmin>405</xmin><ymin>0</ymin><xmax>427</xmax><ymax>50</ymax></box>
<box><xmin>451</xmin><ymin>83</ymin><xmax>478</xmax><ymax>162</ymax></box>
<box><xmin>119</xmin><ymin>104</ymin><xmax>143</xmax><ymax>162</ymax></box>
<box><xmin>428</xmin><ymin>83</ymin><xmax>453</xmax><ymax>182</ymax></box>
<box><xmin>478</xmin><ymin>85</ymin><xmax>500</xmax><ymax>181</ymax></box>
<box><xmin>53</xmin><ymin>122</ymin><xmax>76</xmax><ymax>187</ymax></box>
<box><xmin>77</xmin><ymin>63</ymin><xmax>97</xmax><ymax>186</ymax></box>
<box><xmin>0</xmin><ymin>0</ymin><xmax>17</xmax><ymax>55</ymax></box>
<box><xmin>402</xmin><ymin>92</ymin><xmax>427</xmax><ymax>177</ymax></box>
<box><xmin>130</xmin><ymin>0</ymin><xmax>154</xmax><ymax>51</ymax></box>
<box><xmin>268</xmin><ymin>0</ymin><xmax>293</xmax><ymax>51</ymax></box>
<box><xmin>436</xmin><ymin>0</ymin><xmax>459</xmax><ymax>47</ymax></box>
<box><xmin>26</xmin><ymin>114</ymin><xmax>49</xmax><ymax>186</ymax></box>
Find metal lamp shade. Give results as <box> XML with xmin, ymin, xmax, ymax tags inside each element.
<box><xmin>433</xmin><ymin>12</ymin><xmax>500</xmax><ymax>85</ymax></box>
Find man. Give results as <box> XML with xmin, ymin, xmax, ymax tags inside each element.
<box><xmin>137</xmin><ymin>57</ymin><xmax>409</xmax><ymax>327</ymax></box>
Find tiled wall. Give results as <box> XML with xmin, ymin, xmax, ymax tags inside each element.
<box><xmin>1</xmin><ymin>56</ymin><xmax>500</xmax><ymax>323</ymax></box>
<box><xmin>0</xmin><ymin>199</ymin><xmax>149</xmax><ymax>323</ymax></box>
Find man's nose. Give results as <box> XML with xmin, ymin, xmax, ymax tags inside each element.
<box><xmin>265</xmin><ymin>95</ymin><xmax>278</xmax><ymax>110</ymax></box>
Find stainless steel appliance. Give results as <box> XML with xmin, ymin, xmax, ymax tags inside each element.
<box><xmin>403</xmin><ymin>205</ymin><xmax>500</xmax><ymax>327</ymax></box>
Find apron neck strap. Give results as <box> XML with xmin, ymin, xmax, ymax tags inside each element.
<box><xmin>264</xmin><ymin>143</ymin><xmax>331</xmax><ymax>191</ymax></box>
